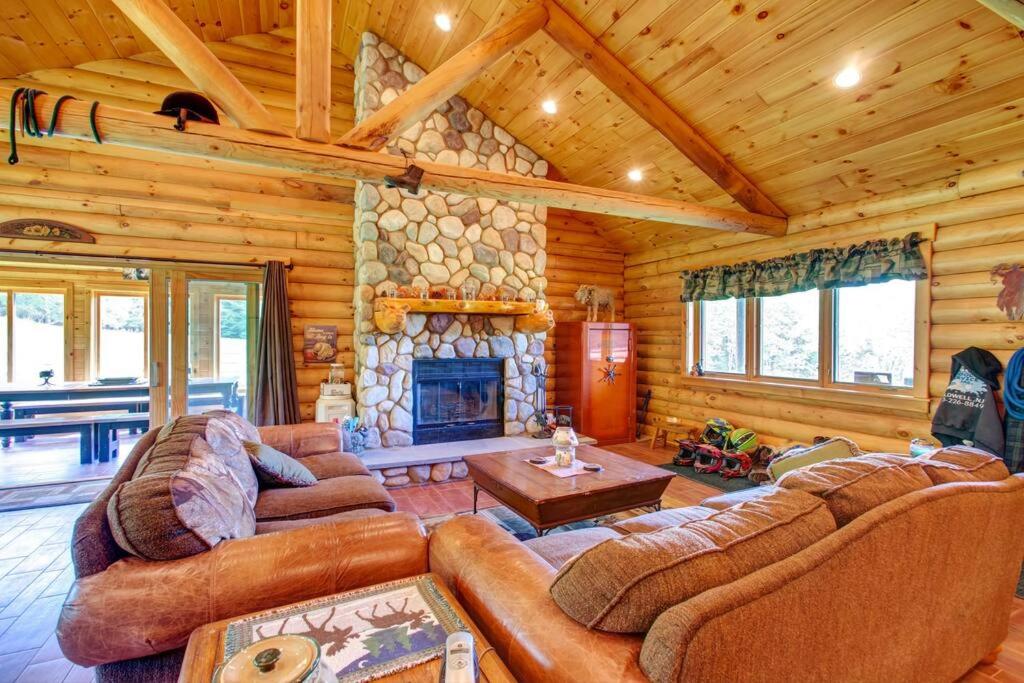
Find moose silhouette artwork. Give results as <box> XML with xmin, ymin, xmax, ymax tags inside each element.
<box><xmin>255</xmin><ymin>607</ymin><xmax>357</xmax><ymax>657</ymax></box>
<box><xmin>225</xmin><ymin>580</ymin><xmax>458</xmax><ymax>682</ymax></box>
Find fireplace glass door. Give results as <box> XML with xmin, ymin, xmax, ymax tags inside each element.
<box><xmin>412</xmin><ymin>359</ymin><xmax>503</xmax><ymax>444</ymax></box>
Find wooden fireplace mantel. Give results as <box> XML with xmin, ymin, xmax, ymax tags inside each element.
<box><xmin>378</xmin><ymin>298</ymin><xmax>540</xmax><ymax>315</ymax></box>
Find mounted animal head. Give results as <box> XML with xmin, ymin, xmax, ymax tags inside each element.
<box><xmin>991</xmin><ymin>263</ymin><xmax>1024</xmax><ymax>321</ymax></box>
<box><xmin>515</xmin><ymin>307</ymin><xmax>554</xmax><ymax>333</ymax></box>
<box><xmin>373</xmin><ymin>299</ymin><xmax>411</xmax><ymax>334</ymax></box>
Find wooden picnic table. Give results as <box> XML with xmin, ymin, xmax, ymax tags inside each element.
<box><xmin>0</xmin><ymin>378</ymin><xmax>239</xmax><ymax>448</ymax></box>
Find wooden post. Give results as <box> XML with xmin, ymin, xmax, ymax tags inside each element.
<box><xmin>540</xmin><ymin>0</ymin><xmax>785</xmax><ymax>219</ymax></box>
<box><xmin>0</xmin><ymin>88</ymin><xmax>787</xmax><ymax>236</ymax></box>
<box><xmin>295</xmin><ymin>0</ymin><xmax>332</xmax><ymax>142</ymax></box>
<box><xmin>109</xmin><ymin>0</ymin><xmax>285</xmax><ymax>135</ymax></box>
<box><xmin>338</xmin><ymin>3</ymin><xmax>549</xmax><ymax>149</ymax></box>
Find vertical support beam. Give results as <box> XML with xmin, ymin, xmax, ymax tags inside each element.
<box><xmin>170</xmin><ymin>270</ymin><xmax>188</xmax><ymax>419</ymax></box>
<box><xmin>338</xmin><ymin>3</ymin><xmax>549</xmax><ymax>149</ymax></box>
<box><xmin>295</xmin><ymin>0</ymin><xmax>332</xmax><ymax>142</ymax></box>
<box><xmin>110</xmin><ymin>0</ymin><xmax>286</xmax><ymax>135</ymax></box>
<box><xmin>148</xmin><ymin>268</ymin><xmax>170</xmax><ymax>429</ymax></box>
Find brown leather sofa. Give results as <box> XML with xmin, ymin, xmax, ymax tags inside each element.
<box><xmin>57</xmin><ymin>422</ymin><xmax>428</xmax><ymax>683</ymax></box>
<box><xmin>430</xmin><ymin>448</ymin><xmax>1024</xmax><ymax>682</ymax></box>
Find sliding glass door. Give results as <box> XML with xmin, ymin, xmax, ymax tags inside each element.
<box><xmin>149</xmin><ymin>268</ymin><xmax>262</xmax><ymax>428</ymax></box>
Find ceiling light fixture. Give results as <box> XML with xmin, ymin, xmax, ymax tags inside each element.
<box><xmin>627</xmin><ymin>168</ymin><xmax>643</xmax><ymax>182</ymax></box>
<box><xmin>434</xmin><ymin>13</ymin><xmax>452</xmax><ymax>32</ymax></box>
<box><xmin>541</xmin><ymin>99</ymin><xmax>557</xmax><ymax>114</ymax></box>
<box><xmin>833</xmin><ymin>66</ymin><xmax>861</xmax><ymax>89</ymax></box>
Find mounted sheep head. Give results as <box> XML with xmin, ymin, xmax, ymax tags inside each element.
<box><xmin>515</xmin><ymin>305</ymin><xmax>555</xmax><ymax>333</ymax></box>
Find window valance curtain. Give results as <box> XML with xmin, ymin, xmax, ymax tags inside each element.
<box><xmin>680</xmin><ymin>232</ymin><xmax>927</xmax><ymax>302</ymax></box>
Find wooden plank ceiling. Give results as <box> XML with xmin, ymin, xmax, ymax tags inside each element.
<box><xmin>2</xmin><ymin>0</ymin><xmax>1024</xmax><ymax>252</ymax></box>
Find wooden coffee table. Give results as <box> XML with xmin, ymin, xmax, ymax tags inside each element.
<box><xmin>179</xmin><ymin>573</ymin><xmax>514</xmax><ymax>683</ymax></box>
<box><xmin>465</xmin><ymin>444</ymin><xmax>674</xmax><ymax>536</ymax></box>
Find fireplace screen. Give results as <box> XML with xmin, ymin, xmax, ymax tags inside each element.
<box><xmin>412</xmin><ymin>359</ymin><xmax>503</xmax><ymax>444</ymax></box>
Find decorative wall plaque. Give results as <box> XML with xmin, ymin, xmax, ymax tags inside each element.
<box><xmin>0</xmin><ymin>219</ymin><xmax>95</xmax><ymax>243</ymax></box>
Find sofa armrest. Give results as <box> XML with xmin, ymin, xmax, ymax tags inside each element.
<box><xmin>258</xmin><ymin>422</ymin><xmax>342</xmax><ymax>459</ymax></box>
<box><xmin>428</xmin><ymin>515</ymin><xmax>646</xmax><ymax>683</ymax></box>
<box><xmin>57</xmin><ymin>512</ymin><xmax>427</xmax><ymax>667</ymax></box>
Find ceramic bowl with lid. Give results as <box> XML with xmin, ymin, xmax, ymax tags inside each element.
<box><xmin>214</xmin><ymin>635</ymin><xmax>331</xmax><ymax>683</ymax></box>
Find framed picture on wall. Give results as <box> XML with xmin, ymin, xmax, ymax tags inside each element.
<box><xmin>303</xmin><ymin>324</ymin><xmax>338</xmax><ymax>363</ymax></box>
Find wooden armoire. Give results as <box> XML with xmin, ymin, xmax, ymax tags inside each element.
<box><xmin>553</xmin><ymin>321</ymin><xmax>637</xmax><ymax>445</ymax></box>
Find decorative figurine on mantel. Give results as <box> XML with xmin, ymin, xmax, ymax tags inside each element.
<box><xmin>574</xmin><ymin>284</ymin><xmax>617</xmax><ymax>322</ymax></box>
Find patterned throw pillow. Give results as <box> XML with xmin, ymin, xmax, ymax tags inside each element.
<box><xmin>107</xmin><ymin>432</ymin><xmax>255</xmax><ymax>560</ymax></box>
<box><xmin>244</xmin><ymin>441</ymin><xmax>318</xmax><ymax>488</ymax></box>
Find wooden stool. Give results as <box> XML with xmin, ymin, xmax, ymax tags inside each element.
<box><xmin>649</xmin><ymin>418</ymin><xmax>682</xmax><ymax>448</ymax></box>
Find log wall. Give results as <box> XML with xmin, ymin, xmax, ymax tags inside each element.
<box><xmin>624</xmin><ymin>158</ymin><xmax>1024</xmax><ymax>453</ymax></box>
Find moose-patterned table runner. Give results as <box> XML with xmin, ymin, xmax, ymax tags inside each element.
<box><xmin>223</xmin><ymin>575</ymin><xmax>466</xmax><ymax>682</ymax></box>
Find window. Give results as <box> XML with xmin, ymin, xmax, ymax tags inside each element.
<box><xmin>1</xmin><ymin>291</ymin><xmax>66</xmax><ymax>384</ymax></box>
<box><xmin>699</xmin><ymin>298</ymin><xmax>745</xmax><ymax>374</ymax></box>
<box><xmin>759</xmin><ymin>289</ymin><xmax>819</xmax><ymax>380</ymax></box>
<box><xmin>691</xmin><ymin>280</ymin><xmax>919</xmax><ymax>395</ymax></box>
<box><xmin>833</xmin><ymin>280</ymin><xmax>915</xmax><ymax>388</ymax></box>
<box><xmin>95</xmin><ymin>294</ymin><xmax>147</xmax><ymax>380</ymax></box>
<box><xmin>216</xmin><ymin>297</ymin><xmax>248</xmax><ymax>388</ymax></box>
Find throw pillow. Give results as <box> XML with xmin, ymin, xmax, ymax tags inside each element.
<box><xmin>549</xmin><ymin>488</ymin><xmax>836</xmax><ymax>633</ymax></box>
<box><xmin>107</xmin><ymin>432</ymin><xmax>255</xmax><ymax>560</ymax></box>
<box><xmin>243</xmin><ymin>440</ymin><xmax>318</xmax><ymax>488</ymax></box>
<box><xmin>157</xmin><ymin>414</ymin><xmax>259</xmax><ymax>507</ymax></box>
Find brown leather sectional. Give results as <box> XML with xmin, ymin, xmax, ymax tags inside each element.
<box><xmin>57</xmin><ymin>435</ymin><xmax>1023</xmax><ymax>682</ymax></box>
<box><xmin>57</xmin><ymin>421</ymin><xmax>428</xmax><ymax>683</ymax></box>
<box><xmin>429</xmin><ymin>447</ymin><xmax>1024</xmax><ymax>682</ymax></box>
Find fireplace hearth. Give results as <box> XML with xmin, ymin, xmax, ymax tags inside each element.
<box><xmin>412</xmin><ymin>359</ymin><xmax>504</xmax><ymax>444</ymax></box>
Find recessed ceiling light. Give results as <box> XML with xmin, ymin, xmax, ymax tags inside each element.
<box><xmin>541</xmin><ymin>99</ymin><xmax>557</xmax><ymax>114</ymax></box>
<box><xmin>627</xmin><ymin>168</ymin><xmax>643</xmax><ymax>182</ymax></box>
<box><xmin>833</xmin><ymin>66</ymin><xmax>861</xmax><ymax>89</ymax></box>
<box><xmin>434</xmin><ymin>13</ymin><xmax>452</xmax><ymax>31</ymax></box>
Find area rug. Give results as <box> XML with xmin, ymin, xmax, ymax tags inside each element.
<box><xmin>422</xmin><ymin>504</ymin><xmax>658</xmax><ymax>541</ymax></box>
<box><xmin>659</xmin><ymin>463</ymin><xmax>758</xmax><ymax>493</ymax></box>
<box><xmin>0</xmin><ymin>477</ymin><xmax>111</xmax><ymax>512</ymax></box>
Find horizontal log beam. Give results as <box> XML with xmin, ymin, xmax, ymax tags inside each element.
<box><xmin>0</xmin><ymin>88</ymin><xmax>787</xmax><ymax>236</ymax></box>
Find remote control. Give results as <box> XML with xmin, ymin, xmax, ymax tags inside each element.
<box><xmin>443</xmin><ymin>631</ymin><xmax>476</xmax><ymax>683</ymax></box>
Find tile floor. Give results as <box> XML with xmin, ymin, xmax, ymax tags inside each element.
<box><xmin>0</xmin><ymin>442</ymin><xmax>1017</xmax><ymax>682</ymax></box>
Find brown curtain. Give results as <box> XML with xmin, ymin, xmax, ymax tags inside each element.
<box><xmin>253</xmin><ymin>261</ymin><xmax>300</xmax><ymax>426</ymax></box>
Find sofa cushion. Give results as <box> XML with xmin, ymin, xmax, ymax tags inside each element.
<box><xmin>244</xmin><ymin>441</ymin><xmax>318</xmax><ymax>488</ymax></box>
<box><xmin>254</xmin><ymin>475</ymin><xmax>396</xmax><ymax>521</ymax></box>
<box><xmin>156</xmin><ymin>414</ymin><xmax>259</xmax><ymax>507</ymax></box>
<box><xmin>777</xmin><ymin>454</ymin><xmax>932</xmax><ymax>526</ymax></box>
<box><xmin>917</xmin><ymin>445</ymin><xmax>1010</xmax><ymax>484</ymax></box>
<box><xmin>525</xmin><ymin>527</ymin><xmax>623</xmax><ymax>569</ymax></box>
<box><xmin>768</xmin><ymin>437</ymin><xmax>861</xmax><ymax>481</ymax></box>
<box><xmin>299</xmin><ymin>452</ymin><xmax>371</xmax><ymax>479</ymax></box>
<box><xmin>549</xmin><ymin>488</ymin><xmax>835</xmax><ymax>633</ymax></box>
<box><xmin>107</xmin><ymin>433</ymin><xmax>255</xmax><ymax>560</ymax></box>
<box><xmin>611</xmin><ymin>507</ymin><xmax>718</xmax><ymax>534</ymax></box>
<box><xmin>255</xmin><ymin>507</ymin><xmax>386</xmax><ymax>534</ymax></box>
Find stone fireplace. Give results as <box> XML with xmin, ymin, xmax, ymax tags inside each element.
<box><xmin>351</xmin><ymin>33</ymin><xmax>549</xmax><ymax>449</ymax></box>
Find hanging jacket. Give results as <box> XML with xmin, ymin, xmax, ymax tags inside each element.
<box><xmin>931</xmin><ymin>347</ymin><xmax>1004</xmax><ymax>456</ymax></box>
<box><xmin>1003</xmin><ymin>348</ymin><xmax>1024</xmax><ymax>472</ymax></box>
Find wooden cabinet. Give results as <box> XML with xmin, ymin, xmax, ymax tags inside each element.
<box><xmin>553</xmin><ymin>321</ymin><xmax>637</xmax><ymax>445</ymax></box>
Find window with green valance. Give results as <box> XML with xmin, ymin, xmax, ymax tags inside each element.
<box><xmin>680</xmin><ymin>233</ymin><xmax>928</xmax><ymax>302</ymax></box>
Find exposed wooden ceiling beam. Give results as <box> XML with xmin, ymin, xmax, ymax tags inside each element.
<box><xmin>337</xmin><ymin>3</ymin><xmax>549</xmax><ymax>150</ymax></box>
<box><xmin>539</xmin><ymin>0</ymin><xmax>786</xmax><ymax>218</ymax></box>
<box><xmin>0</xmin><ymin>88</ymin><xmax>786</xmax><ymax>236</ymax></box>
<box><xmin>109</xmin><ymin>0</ymin><xmax>285</xmax><ymax>135</ymax></box>
<box><xmin>976</xmin><ymin>0</ymin><xmax>1024</xmax><ymax>29</ymax></box>
<box><xmin>295</xmin><ymin>0</ymin><xmax>332</xmax><ymax>141</ymax></box>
